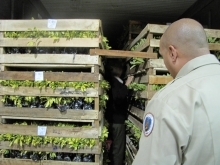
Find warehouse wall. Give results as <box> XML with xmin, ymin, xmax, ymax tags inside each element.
<box><xmin>22</xmin><ymin>0</ymin><xmax>41</xmax><ymax>19</ymax></box>
<box><xmin>0</xmin><ymin>0</ymin><xmax>13</xmax><ymax>19</ymax></box>
<box><xmin>180</xmin><ymin>0</ymin><xmax>220</xmax><ymax>29</ymax></box>
<box><xmin>0</xmin><ymin>0</ymin><xmax>27</xmax><ymax>19</ymax></box>
<box><xmin>0</xmin><ymin>0</ymin><xmax>49</xmax><ymax>20</ymax></box>
<box><xmin>194</xmin><ymin>0</ymin><xmax>220</xmax><ymax>29</ymax></box>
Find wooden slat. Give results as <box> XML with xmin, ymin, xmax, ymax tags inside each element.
<box><xmin>147</xmin><ymin>24</ymin><xmax>168</xmax><ymax>34</ymax></box>
<box><xmin>209</xmin><ymin>43</ymin><xmax>220</xmax><ymax>51</ymax></box>
<box><xmin>0</xmin><ymin>54</ymin><xmax>100</xmax><ymax>65</ymax></box>
<box><xmin>126</xmin><ymin>135</ymin><xmax>138</xmax><ymax>155</ymax></box>
<box><xmin>128</xmin><ymin>25</ymin><xmax>149</xmax><ymax>50</ymax></box>
<box><xmin>94</xmin><ymin>83</ymin><xmax>100</xmax><ymax>163</ymax></box>
<box><xmin>139</xmin><ymin>90</ymin><xmax>156</xmax><ymax>99</ymax></box>
<box><xmin>132</xmin><ymin>39</ymin><xmax>150</xmax><ymax>52</ymax></box>
<box><xmin>1</xmin><ymin>116</ymin><xmax>93</xmax><ymax>123</ymax></box>
<box><xmin>0</xmin><ymin>72</ymin><xmax>99</xmax><ymax>82</ymax></box>
<box><xmin>0</xmin><ymin>108</ymin><xmax>99</xmax><ymax>120</ymax></box>
<box><xmin>147</xmin><ymin>59</ymin><xmax>167</xmax><ymax>69</ymax></box>
<box><xmin>0</xmin><ymin>86</ymin><xmax>99</xmax><ymax>97</ymax></box>
<box><xmin>0</xmin><ymin>141</ymin><xmax>100</xmax><ymax>154</ymax></box>
<box><xmin>131</xmin><ymin>31</ymin><xmax>153</xmax><ymax>52</ymax></box>
<box><xmin>204</xmin><ymin>28</ymin><xmax>220</xmax><ymax>38</ymax></box>
<box><xmin>147</xmin><ymin>33</ymin><xmax>153</xmax><ymax>53</ymax></box>
<box><xmin>0</xmin><ymin>38</ymin><xmax>99</xmax><ymax>48</ymax></box>
<box><xmin>150</xmin><ymin>39</ymin><xmax>220</xmax><ymax>51</ymax></box>
<box><xmin>99</xmin><ymin>151</ymin><xmax>103</xmax><ymax>165</ymax></box>
<box><xmin>128</xmin><ymin>115</ymin><xmax>142</xmax><ymax>130</ymax></box>
<box><xmin>125</xmin><ymin>145</ymin><xmax>134</xmax><ymax>165</ymax></box>
<box><xmin>129</xmin><ymin>106</ymin><xmax>144</xmax><ymax>121</ymax></box>
<box><xmin>0</xmin><ymin>19</ymin><xmax>100</xmax><ymax>31</ymax></box>
<box><xmin>149</xmin><ymin>75</ymin><xmax>173</xmax><ymax>85</ymax></box>
<box><xmin>150</xmin><ymin>39</ymin><xmax>160</xmax><ymax>47</ymax></box>
<box><xmin>98</xmin><ymin>111</ymin><xmax>103</xmax><ymax>137</ymax></box>
<box><xmin>138</xmin><ymin>74</ymin><xmax>169</xmax><ymax>84</ymax></box>
<box><xmin>147</xmin><ymin>24</ymin><xmax>220</xmax><ymax>38</ymax></box>
<box><xmin>1</xmin><ymin>64</ymin><xmax>96</xmax><ymax>70</ymax></box>
<box><xmin>0</xmin><ymin>158</ymin><xmax>40</xmax><ymax>165</ymax></box>
<box><xmin>0</xmin><ymin>32</ymin><xmax>3</xmax><ymax>54</ymax></box>
<box><xmin>146</xmin><ymin>68</ymin><xmax>155</xmax><ymax>75</ymax></box>
<box><xmin>0</xmin><ymin>125</ymin><xmax>99</xmax><ymax>138</ymax></box>
<box><xmin>90</xmin><ymin>49</ymin><xmax>157</xmax><ymax>59</ymax></box>
<box><xmin>137</xmin><ymin>75</ymin><xmax>148</xmax><ymax>83</ymax></box>
<box><xmin>41</xmin><ymin>160</ymin><xmax>99</xmax><ymax>165</ymax></box>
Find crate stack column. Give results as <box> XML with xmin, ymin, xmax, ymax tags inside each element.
<box><xmin>0</xmin><ymin>19</ymin><xmax>105</xmax><ymax>165</ymax></box>
<box><xmin>124</xmin><ymin>23</ymin><xmax>171</xmax><ymax>165</ymax></box>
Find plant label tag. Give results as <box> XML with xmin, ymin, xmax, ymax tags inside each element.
<box><xmin>35</xmin><ymin>71</ymin><xmax>44</xmax><ymax>81</ymax></box>
<box><xmin>38</xmin><ymin>126</ymin><xmax>47</xmax><ymax>136</ymax></box>
<box><xmin>48</xmin><ymin>19</ymin><xmax>57</xmax><ymax>29</ymax></box>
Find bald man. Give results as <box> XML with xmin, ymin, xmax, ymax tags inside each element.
<box><xmin>132</xmin><ymin>18</ymin><xmax>220</xmax><ymax>165</ymax></box>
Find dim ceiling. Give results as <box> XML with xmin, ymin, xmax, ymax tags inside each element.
<box><xmin>39</xmin><ymin>0</ymin><xmax>197</xmax><ymax>48</ymax></box>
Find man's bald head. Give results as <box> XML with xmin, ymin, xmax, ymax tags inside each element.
<box><xmin>159</xmin><ymin>18</ymin><xmax>210</xmax><ymax>78</ymax></box>
<box><xmin>161</xmin><ymin>18</ymin><xmax>209</xmax><ymax>57</ymax></box>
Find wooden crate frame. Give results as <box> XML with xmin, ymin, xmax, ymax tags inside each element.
<box><xmin>0</xmin><ymin>19</ymin><xmax>103</xmax><ymax>49</ymax></box>
<box><xmin>126</xmin><ymin>23</ymin><xmax>220</xmax><ymax>51</ymax></box>
<box><xmin>0</xmin><ymin>54</ymin><xmax>101</xmax><ymax>65</ymax></box>
<box><xmin>0</xmin><ymin>158</ymin><xmax>100</xmax><ymax>165</ymax></box>
<box><xmin>0</xmin><ymin>141</ymin><xmax>101</xmax><ymax>155</ymax></box>
<box><xmin>0</xmin><ymin>158</ymin><xmax>40</xmax><ymax>165</ymax></box>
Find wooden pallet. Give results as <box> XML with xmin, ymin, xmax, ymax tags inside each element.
<box><xmin>0</xmin><ymin>158</ymin><xmax>100</xmax><ymax>165</ymax></box>
<box><xmin>0</xmin><ymin>108</ymin><xmax>100</xmax><ymax>122</ymax></box>
<box><xmin>0</xmin><ymin>124</ymin><xmax>98</xmax><ymax>138</ymax></box>
<box><xmin>0</xmin><ymin>141</ymin><xmax>101</xmax><ymax>154</ymax></box>
<box><xmin>128</xmin><ymin>107</ymin><xmax>144</xmax><ymax>122</ymax></box>
<box><xmin>126</xmin><ymin>23</ymin><xmax>220</xmax><ymax>51</ymax></box>
<box><xmin>125</xmin><ymin>133</ymin><xmax>138</xmax><ymax>165</ymax></box>
<box><xmin>41</xmin><ymin>161</ymin><xmax>99</xmax><ymax>165</ymax></box>
<box><xmin>0</xmin><ymin>86</ymin><xmax>100</xmax><ymax>97</ymax></box>
<box><xmin>0</xmin><ymin>158</ymin><xmax>40</xmax><ymax>165</ymax></box>
<box><xmin>0</xmin><ymin>19</ymin><xmax>103</xmax><ymax>50</ymax></box>
<box><xmin>0</xmin><ymin>54</ymin><xmax>101</xmax><ymax>65</ymax></box>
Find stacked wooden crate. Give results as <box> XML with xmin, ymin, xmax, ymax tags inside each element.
<box><xmin>124</xmin><ymin>23</ymin><xmax>220</xmax><ymax>164</ymax></box>
<box><xmin>0</xmin><ymin>19</ymin><xmax>105</xmax><ymax>165</ymax></box>
<box><xmin>118</xmin><ymin>20</ymin><xmax>146</xmax><ymax>50</ymax></box>
<box><xmin>123</xmin><ymin>24</ymin><xmax>171</xmax><ymax>164</ymax></box>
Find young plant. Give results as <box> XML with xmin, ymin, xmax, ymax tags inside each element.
<box><xmin>128</xmin><ymin>82</ymin><xmax>146</xmax><ymax>91</ymax></box>
<box><xmin>100</xmin><ymin>80</ymin><xmax>110</xmax><ymax>91</ymax></box>
<box><xmin>151</xmin><ymin>84</ymin><xmax>166</xmax><ymax>91</ymax></box>
<box><xmin>129</xmin><ymin>57</ymin><xmax>145</xmax><ymax>69</ymax></box>
<box><xmin>99</xmin><ymin>92</ymin><xmax>109</xmax><ymax>109</ymax></box>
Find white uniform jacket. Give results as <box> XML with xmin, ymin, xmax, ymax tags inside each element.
<box><xmin>133</xmin><ymin>54</ymin><xmax>220</xmax><ymax>165</ymax></box>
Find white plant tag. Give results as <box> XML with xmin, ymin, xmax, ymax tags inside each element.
<box><xmin>38</xmin><ymin>126</ymin><xmax>47</xmax><ymax>136</ymax></box>
<box><xmin>48</xmin><ymin>19</ymin><xmax>57</xmax><ymax>29</ymax></box>
<box><xmin>35</xmin><ymin>71</ymin><xmax>44</xmax><ymax>81</ymax></box>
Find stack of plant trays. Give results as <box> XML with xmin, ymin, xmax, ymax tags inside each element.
<box><xmin>0</xmin><ymin>19</ymin><xmax>107</xmax><ymax>165</ymax></box>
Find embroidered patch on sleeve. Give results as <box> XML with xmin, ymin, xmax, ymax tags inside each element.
<box><xmin>143</xmin><ymin>113</ymin><xmax>154</xmax><ymax>137</ymax></box>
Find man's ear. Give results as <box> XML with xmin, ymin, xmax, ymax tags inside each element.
<box><xmin>168</xmin><ymin>45</ymin><xmax>177</xmax><ymax>62</ymax></box>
